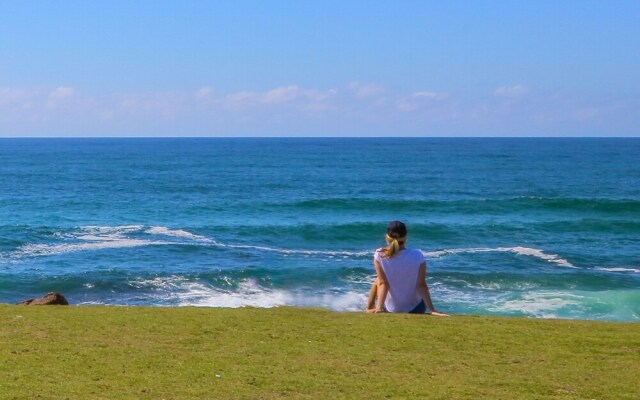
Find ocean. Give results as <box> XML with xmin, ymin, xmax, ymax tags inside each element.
<box><xmin>1</xmin><ymin>138</ymin><xmax>638</xmax><ymax>321</ymax></box>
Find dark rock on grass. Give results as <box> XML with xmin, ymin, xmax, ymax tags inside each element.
<box><xmin>18</xmin><ymin>292</ymin><xmax>69</xmax><ymax>305</ymax></box>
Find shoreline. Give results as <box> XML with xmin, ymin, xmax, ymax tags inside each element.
<box><xmin>7</xmin><ymin>298</ymin><xmax>640</xmax><ymax>324</ymax></box>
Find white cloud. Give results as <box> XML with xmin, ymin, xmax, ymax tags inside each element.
<box><xmin>224</xmin><ymin>91</ymin><xmax>259</xmax><ymax>108</ymax></box>
<box><xmin>494</xmin><ymin>84</ymin><xmax>528</xmax><ymax>98</ymax></box>
<box><xmin>0</xmin><ymin>87</ymin><xmax>33</xmax><ymax>107</ymax></box>
<box><xmin>412</xmin><ymin>91</ymin><xmax>440</xmax><ymax>98</ymax></box>
<box><xmin>5</xmin><ymin>82</ymin><xmax>635</xmax><ymax>137</ymax></box>
<box><xmin>396</xmin><ymin>91</ymin><xmax>448</xmax><ymax>112</ymax></box>
<box><xmin>48</xmin><ymin>86</ymin><xmax>77</xmax><ymax>100</ymax></box>
<box><xmin>195</xmin><ymin>86</ymin><xmax>213</xmax><ymax>100</ymax></box>
<box><xmin>348</xmin><ymin>82</ymin><xmax>386</xmax><ymax>99</ymax></box>
<box><xmin>302</xmin><ymin>88</ymin><xmax>337</xmax><ymax>102</ymax></box>
<box><xmin>262</xmin><ymin>85</ymin><xmax>300</xmax><ymax>104</ymax></box>
<box><xmin>396</xmin><ymin>99</ymin><xmax>418</xmax><ymax>112</ymax></box>
<box><xmin>114</xmin><ymin>91</ymin><xmax>192</xmax><ymax>119</ymax></box>
<box><xmin>222</xmin><ymin>85</ymin><xmax>336</xmax><ymax>109</ymax></box>
<box><xmin>46</xmin><ymin>86</ymin><xmax>78</xmax><ymax>108</ymax></box>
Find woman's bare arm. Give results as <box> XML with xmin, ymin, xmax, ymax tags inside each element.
<box><xmin>416</xmin><ymin>262</ymin><xmax>449</xmax><ymax>316</ymax></box>
<box><xmin>366</xmin><ymin>277</ymin><xmax>378</xmax><ymax>311</ymax></box>
<box><xmin>373</xmin><ymin>258</ymin><xmax>389</xmax><ymax>313</ymax></box>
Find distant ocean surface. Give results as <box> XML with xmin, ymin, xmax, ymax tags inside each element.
<box><xmin>1</xmin><ymin>138</ymin><xmax>638</xmax><ymax>321</ymax></box>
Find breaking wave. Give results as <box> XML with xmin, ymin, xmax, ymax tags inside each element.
<box><xmin>8</xmin><ymin>225</ymin><xmax>576</xmax><ymax>270</ymax></box>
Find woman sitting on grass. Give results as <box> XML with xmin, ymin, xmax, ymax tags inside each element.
<box><xmin>367</xmin><ymin>221</ymin><xmax>448</xmax><ymax>316</ymax></box>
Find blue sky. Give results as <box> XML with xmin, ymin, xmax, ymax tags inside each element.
<box><xmin>1</xmin><ymin>1</ymin><xmax>639</xmax><ymax>137</ymax></box>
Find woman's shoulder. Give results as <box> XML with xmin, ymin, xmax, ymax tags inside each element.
<box><xmin>406</xmin><ymin>248</ymin><xmax>426</xmax><ymax>261</ymax></box>
<box><xmin>375</xmin><ymin>248</ymin><xmax>397</xmax><ymax>262</ymax></box>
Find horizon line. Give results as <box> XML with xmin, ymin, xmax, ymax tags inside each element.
<box><xmin>0</xmin><ymin>135</ymin><xmax>638</xmax><ymax>139</ymax></box>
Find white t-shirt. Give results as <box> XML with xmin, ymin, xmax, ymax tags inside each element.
<box><xmin>374</xmin><ymin>248</ymin><xmax>425</xmax><ymax>313</ymax></box>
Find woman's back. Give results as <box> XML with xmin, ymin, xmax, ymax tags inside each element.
<box><xmin>374</xmin><ymin>248</ymin><xmax>424</xmax><ymax>313</ymax></box>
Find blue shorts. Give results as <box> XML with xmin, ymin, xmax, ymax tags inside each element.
<box><xmin>409</xmin><ymin>300</ymin><xmax>427</xmax><ymax>314</ymax></box>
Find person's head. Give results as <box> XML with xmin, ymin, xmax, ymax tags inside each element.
<box><xmin>381</xmin><ymin>220</ymin><xmax>407</xmax><ymax>258</ymax></box>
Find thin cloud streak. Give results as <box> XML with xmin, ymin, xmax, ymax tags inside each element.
<box><xmin>1</xmin><ymin>83</ymin><xmax>638</xmax><ymax>136</ymax></box>
<box><xmin>348</xmin><ymin>82</ymin><xmax>386</xmax><ymax>99</ymax></box>
<box><xmin>494</xmin><ymin>85</ymin><xmax>529</xmax><ymax>98</ymax></box>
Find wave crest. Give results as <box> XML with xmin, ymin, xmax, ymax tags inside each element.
<box><xmin>8</xmin><ymin>225</ymin><xmax>575</xmax><ymax>270</ymax></box>
<box><xmin>120</xmin><ymin>275</ymin><xmax>368</xmax><ymax>311</ymax></box>
<box><xmin>424</xmin><ymin>246</ymin><xmax>575</xmax><ymax>268</ymax></box>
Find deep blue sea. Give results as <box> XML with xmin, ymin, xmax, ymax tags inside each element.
<box><xmin>1</xmin><ymin>138</ymin><xmax>638</xmax><ymax>321</ymax></box>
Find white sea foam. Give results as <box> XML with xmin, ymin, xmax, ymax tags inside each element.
<box><xmin>51</xmin><ymin>225</ymin><xmax>144</xmax><ymax>240</ymax></box>
<box><xmin>487</xmin><ymin>291</ymin><xmax>584</xmax><ymax>319</ymax></box>
<box><xmin>595</xmin><ymin>267</ymin><xmax>640</xmax><ymax>273</ymax></box>
<box><xmin>13</xmin><ymin>225</ymin><xmax>165</xmax><ymax>258</ymax></box>
<box><xmin>183</xmin><ymin>287</ymin><xmax>367</xmax><ymax>311</ymax></box>
<box><xmin>430</xmin><ymin>283</ymin><xmax>484</xmax><ymax>304</ymax></box>
<box><xmin>181</xmin><ymin>284</ymin><xmax>291</xmax><ymax>309</ymax></box>
<box><xmin>221</xmin><ymin>242</ymin><xmax>369</xmax><ymax>257</ymax></box>
<box><xmin>79</xmin><ymin>225</ymin><xmax>145</xmax><ymax>235</ymax></box>
<box><xmin>145</xmin><ymin>226</ymin><xmax>219</xmax><ymax>244</ymax></box>
<box><xmin>130</xmin><ymin>275</ymin><xmax>190</xmax><ymax>290</ymax></box>
<box><xmin>76</xmin><ymin>235</ymin><xmax>117</xmax><ymax>241</ymax></box>
<box><xmin>130</xmin><ymin>275</ymin><xmax>368</xmax><ymax>311</ymax></box>
<box><xmin>424</xmin><ymin>246</ymin><xmax>576</xmax><ymax>268</ymax></box>
<box><xmin>462</xmin><ymin>281</ymin><xmax>539</xmax><ymax>291</ymax></box>
<box><xmin>11</xmin><ymin>224</ymin><xmax>576</xmax><ymax>271</ymax></box>
<box><xmin>144</xmin><ymin>226</ymin><xmax>369</xmax><ymax>257</ymax></box>
<box><xmin>15</xmin><ymin>238</ymin><xmax>164</xmax><ymax>257</ymax></box>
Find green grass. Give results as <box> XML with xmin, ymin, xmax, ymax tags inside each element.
<box><xmin>1</xmin><ymin>305</ymin><xmax>638</xmax><ymax>399</ymax></box>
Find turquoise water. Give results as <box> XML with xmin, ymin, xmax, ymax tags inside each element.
<box><xmin>1</xmin><ymin>138</ymin><xmax>639</xmax><ymax>321</ymax></box>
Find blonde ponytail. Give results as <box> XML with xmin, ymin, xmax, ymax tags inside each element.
<box><xmin>381</xmin><ymin>234</ymin><xmax>406</xmax><ymax>258</ymax></box>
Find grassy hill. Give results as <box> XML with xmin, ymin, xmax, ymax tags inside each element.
<box><xmin>1</xmin><ymin>305</ymin><xmax>638</xmax><ymax>399</ymax></box>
